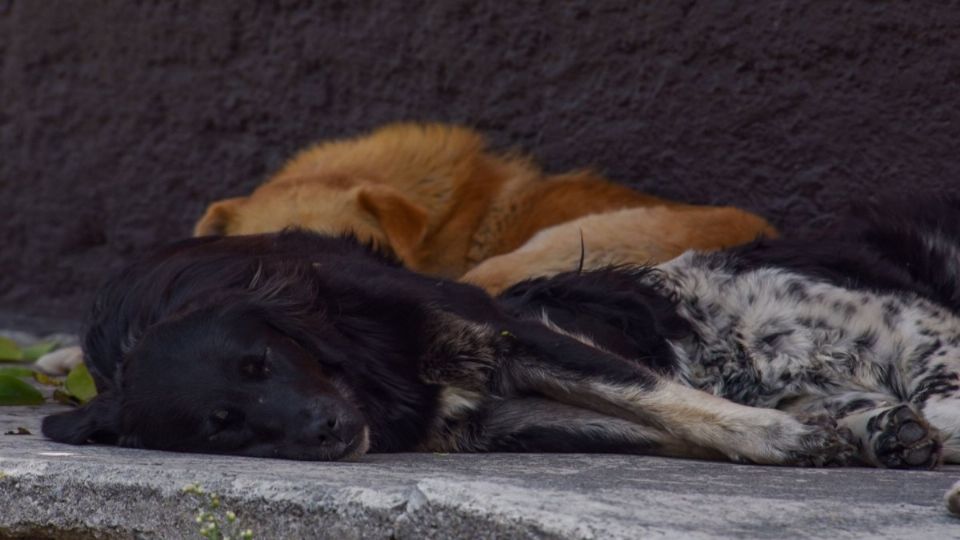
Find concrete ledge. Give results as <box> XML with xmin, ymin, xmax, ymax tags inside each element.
<box><xmin>1</xmin><ymin>404</ymin><xmax>958</xmax><ymax>539</ymax></box>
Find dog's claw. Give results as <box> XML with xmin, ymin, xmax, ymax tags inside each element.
<box><xmin>790</xmin><ymin>414</ymin><xmax>859</xmax><ymax>467</ymax></box>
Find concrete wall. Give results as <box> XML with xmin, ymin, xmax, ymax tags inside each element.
<box><xmin>2</xmin><ymin>0</ymin><xmax>959</xmax><ymax>330</ymax></box>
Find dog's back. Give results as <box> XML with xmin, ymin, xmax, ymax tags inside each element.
<box><xmin>859</xmin><ymin>196</ymin><xmax>960</xmax><ymax>311</ymax></box>
<box><xmin>195</xmin><ymin>122</ymin><xmax>775</xmax><ymax>285</ymax></box>
<box><xmin>727</xmin><ymin>196</ymin><xmax>960</xmax><ymax>310</ymax></box>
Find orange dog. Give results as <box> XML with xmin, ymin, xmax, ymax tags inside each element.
<box><xmin>195</xmin><ymin>122</ymin><xmax>774</xmax><ymax>285</ymax></box>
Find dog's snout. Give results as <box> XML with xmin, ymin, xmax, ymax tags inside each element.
<box><xmin>302</xmin><ymin>411</ymin><xmax>343</xmax><ymax>444</ymax></box>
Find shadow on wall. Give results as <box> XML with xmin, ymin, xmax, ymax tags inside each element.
<box><xmin>1</xmin><ymin>0</ymin><xmax>959</xmax><ymax>328</ymax></box>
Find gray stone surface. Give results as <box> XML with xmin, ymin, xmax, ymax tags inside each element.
<box><xmin>1</xmin><ymin>404</ymin><xmax>958</xmax><ymax>539</ymax></box>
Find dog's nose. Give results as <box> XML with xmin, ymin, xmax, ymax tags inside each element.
<box><xmin>302</xmin><ymin>414</ymin><xmax>342</xmax><ymax>445</ymax></box>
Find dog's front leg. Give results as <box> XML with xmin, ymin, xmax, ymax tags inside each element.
<box><xmin>500</xmin><ymin>320</ymin><xmax>858</xmax><ymax>465</ymax></box>
<box><xmin>442</xmin><ymin>397</ymin><xmax>725</xmax><ymax>459</ymax></box>
<box><xmin>421</xmin><ymin>314</ymin><xmax>854</xmax><ymax>465</ymax></box>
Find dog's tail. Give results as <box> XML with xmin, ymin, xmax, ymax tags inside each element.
<box><xmin>858</xmin><ymin>195</ymin><xmax>960</xmax><ymax>312</ymax></box>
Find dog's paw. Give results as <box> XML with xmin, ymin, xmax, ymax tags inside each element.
<box><xmin>34</xmin><ymin>346</ymin><xmax>84</xmax><ymax>375</ymax></box>
<box><xmin>946</xmin><ymin>480</ymin><xmax>960</xmax><ymax>516</ymax></box>
<box><xmin>787</xmin><ymin>413</ymin><xmax>859</xmax><ymax>467</ymax></box>
<box><xmin>869</xmin><ymin>405</ymin><xmax>942</xmax><ymax>469</ymax></box>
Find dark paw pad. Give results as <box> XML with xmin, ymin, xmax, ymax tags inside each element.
<box><xmin>871</xmin><ymin>405</ymin><xmax>942</xmax><ymax>469</ymax></box>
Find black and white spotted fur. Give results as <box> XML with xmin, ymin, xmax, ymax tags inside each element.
<box><xmin>503</xmin><ymin>197</ymin><xmax>960</xmax><ymax>468</ymax></box>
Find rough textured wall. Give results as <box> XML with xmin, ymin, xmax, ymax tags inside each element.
<box><xmin>2</xmin><ymin>0</ymin><xmax>960</xmax><ymax>330</ymax></box>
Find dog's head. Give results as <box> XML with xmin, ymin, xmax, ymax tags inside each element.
<box><xmin>43</xmin><ymin>304</ymin><xmax>371</xmax><ymax>460</ymax></box>
<box><xmin>194</xmin><ymin>176</ymin><xmax>429</xmax><ymax>267</ymax></box>
<box><xmin>42</xmin><ymin>232</ymin><xmax>441</xmax><ymax>460</ymax></box>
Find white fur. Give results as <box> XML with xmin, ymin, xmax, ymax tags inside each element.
<box><xmin>34</xmin><ymin>345</ymin><xmax>84</xmax><ymax>375</ymax></box>
<box><xmin>655</xmin><ymin>252</ymin><xmax>960</xmax><ymax>409</ymax></box>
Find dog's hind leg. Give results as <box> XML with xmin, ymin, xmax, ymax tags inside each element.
<box><xmin>798</xmin><ymin>343</ymin><xmax>960</xmax><ymax>468</ymax></box>
<box><xmin>903</xmin><ymin>346</ymin><xmax>960</xmax><ymax>464</ymax></box>
<box><xmin>918</xmin><ymin>394</ymin><xmax>960</xmax><ymax>464</ymax></box>
<box><xmin>781</xmin><ymin>392</ymin><xmax>943</xmax><ymax>469</ymax></box>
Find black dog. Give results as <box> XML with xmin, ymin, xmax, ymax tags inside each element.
<box><xmin>42</xmin><ymin>231</ymin><xmax>852</xmax><ymax>464</ymax></box>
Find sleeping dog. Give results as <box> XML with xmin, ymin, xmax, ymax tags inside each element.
<box><xmin>499</xmin><ymin>196</ymin><xmax>960</xmax><ymax>468</ymax></box>
<box><xmin>193</xmin><ymin>122</ymin><xmax>775</xmax><ymax>281</ymax></box>
<box><xmin>41</xmin><ymin>231</ymin><xmax>851</xmax><ymax>465</ymax></box>
<box><xmin>43</xmin><ymin>198</ymin><xmax>960</xmax><ymax>468</ymax></box>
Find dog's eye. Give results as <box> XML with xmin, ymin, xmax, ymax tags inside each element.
<box><xmin>239</xmin><ymin>349</ymin><xmax>271</xmax><ymax>380</ymax></box>
<box><xmin>209</xmin><ymin>408</ymin><xmax>244</xmax><ymax>431</ymax></box>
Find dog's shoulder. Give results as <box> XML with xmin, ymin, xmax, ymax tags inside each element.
<box><xmin>498</xmin><ymin>267</ymin><xmax>690</xmax><ymax>372</ymax></box>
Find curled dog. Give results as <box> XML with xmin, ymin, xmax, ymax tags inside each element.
<box><xmin>194</xmin><ymin>123</ymin><xmax>775</xmax><ymax>283</ymax></box>
<box><xmin>42</xmin><ymin>231</ymin><xmax>850</xmax><ymax>465</ymax></box>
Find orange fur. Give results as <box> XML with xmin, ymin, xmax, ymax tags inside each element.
<box><xmin>194</xmin><ymin>122</ymin><xmax>775</xmax><ymax>284</ymax></box>
<box><xmin>462</xmin><ymin>206</ymin><xmax>777</xmax><ymax>294</ymax></box>
<box><xmin>480</xmin><ymin>171</ymin><xmax>679</xmax><ymax>257</ymax></box>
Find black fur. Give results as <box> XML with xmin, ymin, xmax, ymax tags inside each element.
<box><xmin>42</xmin><ymin>231</ymin><xmax>696</xmax><ymax>460</ymax></box>
<box><xmin>499</xmin><ymin>268</ymin><xmax>689</xmax><ymax>374</ymax></box>
<box><xmin>52</xmin><ymin>192</ymin><xmax>960</xmax><ymax>467</ymax></box>
<box><xmin>43</xmin><ymin>225</ymin><xmax>859</xmax><ymax>465</ymax></box>
<box><xmin>728</xmin><ymin>196</ymin><xmax>960</xmax><ymax>310</ymax></box>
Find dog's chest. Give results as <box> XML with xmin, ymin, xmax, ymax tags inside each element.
<box><xmin>654</xmin><ymin>254</ymin><xmax>960</xmax><ymax>407</ymax></box>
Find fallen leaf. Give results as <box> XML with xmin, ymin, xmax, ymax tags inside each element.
<box><xmin>22</xmin><ymin>341</ymin><xmax>59</xmax><ymax>362</ymax></box>
<box><xmin>65</xmin><ymin>363</ymin><xmax>97</xmax><ymax>403</ymax></box>
<box><xmin>0</xmin><ymin>366</ymin><xmax>34</xmax><ymax>378</ymax></box>
<box><xmin>32</xmin><ymin>371</ymin><xmax>62</xmax><ymax>387</ymax></box>
<box><xmin>0</xmin><ymin>338</ymin><xmax>23</xmax><ymax>362</ymax></box>
<box><xmin>3</xmin><ymin>427</ymin><xmax>31</xmax><ymax>435</ymax></box>
<box><xmin>0</xmin><ymin>375</ymin><xmax>45</xmax><ymax>405</ymax></box>
<box><xmin>52</xmin><ymin>389</ymin><xmax>79</xmax><ymax>406</ymax></box>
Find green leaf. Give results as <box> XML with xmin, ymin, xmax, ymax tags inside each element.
<box><xmin>0</xmin><ymin>366</ymin><xmax>34</xmax><ymax>378</ymax></box>
<box><xmin>0</xmin><ymin>375</ymin><xmax>45</xmax><ymax>405</ymax></box>
<box><xmin>0</xmin><ymin>337</ymin><xmax>23</xmax><ymax>362</ymax></box>
<box><xmin>21</xmin><ymin>341</ymin><xmax>59</xmax><ymax>362</ymax></box>
<box><xmin>65</xmin><ymin>363</ymin><xmax>97</xmax><ymax>404</ymax></box>
<box><xmin>52</xmin><ymin>389</ymin><xmax>79</xmax><ymax>406</ymax></box>
<box><xmin>32</xmin><ymin>371</ymin><xmax>62</xmax><ymax>387</ymax></box>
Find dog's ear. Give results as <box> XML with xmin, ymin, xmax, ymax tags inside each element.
<box><xmin>42</xmin><ymin>392</ymin><xmax>120</xmax><ymax>445</ymax></box>
<box><xmin>356</xmin><ymin>185</ymin><xmax>429</xmax><ymax>264</ymax></box>
<box><xmin>194</xmin><ymin>197</ymin><xmax>246</xmax><ymax>236</ymax></box>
